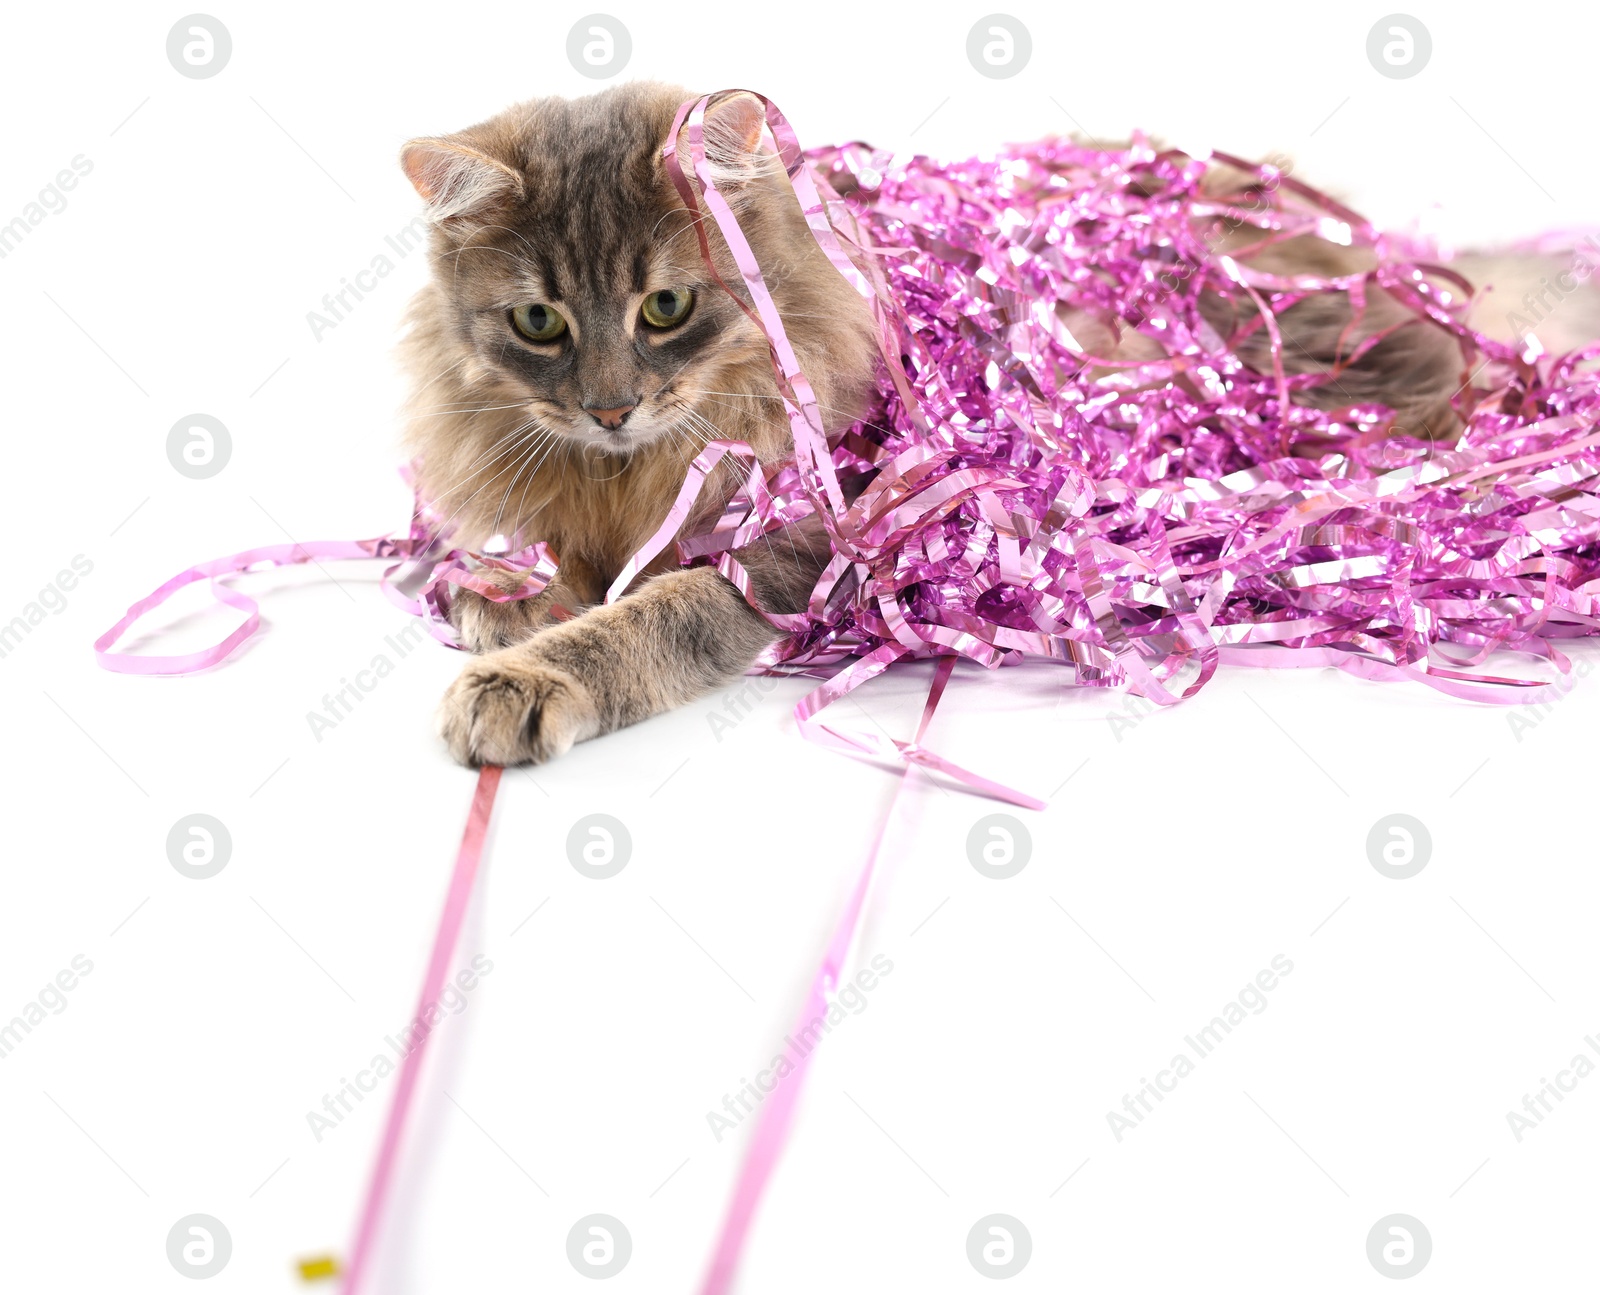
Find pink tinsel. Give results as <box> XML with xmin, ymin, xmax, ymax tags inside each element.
<box><xmin>653</xmin><ymin>95</ymin><xmax>1600</xmax><ymax>725</ymax></box>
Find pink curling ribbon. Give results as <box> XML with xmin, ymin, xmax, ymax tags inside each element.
<box><xmin>93</xmin><ymin>482</ymin><xmax>562</xmax><ymax>672</ymax></box>
<box><xmin>92</xmin><ymin>535</ymin><xmax>449</xmax><ymax>673</ymax></box>
<box><xmin>341</xmin><ymin>764</ymin><xmax>502</xmax><ymax>1295</ymax></box>
<box><xmin>698</xmin><ymin>655</ymin><xmax>956</xmax><ymax>1295</ymax></box>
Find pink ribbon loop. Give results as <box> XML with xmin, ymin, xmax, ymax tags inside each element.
<box><xmin>94</xmin><ymin>538</ymin><xmax>424</xmax><ymax>675</ymax></box>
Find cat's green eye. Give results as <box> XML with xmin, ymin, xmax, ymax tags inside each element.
<box><xmin>510</xmin><ymin>303</ymin><xmax>567</xmax><ymax>343</ymax></box>
<box><xmin>640</xmin><ymin>288</ymin><xmax>694</xmax><ymax>330</ymax></box>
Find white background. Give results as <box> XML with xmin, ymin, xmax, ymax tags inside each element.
<box><xmin>2</xmin><ymin>2</ymin><xmax>1598</xmax><ymax>1291</ymax></box>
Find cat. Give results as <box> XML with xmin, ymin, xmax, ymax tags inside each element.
<box><xmin>401</xmin><ymin>83</ymin><xmax>876</xmax><ymax>766</ymax></box>
<box><xmin>398</xmin><ymin>81</ymin><xmax>1595</xmax><ymax>767</ymax></box>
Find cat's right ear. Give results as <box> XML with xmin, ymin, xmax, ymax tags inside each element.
<box><xmin>700</xmin><ymin>92</ymin><xmax>779</xmax><ymax>193</ymax></box>
<box><xmin>400</xmin><ymin>137</ymin><xmax>524</xmax><ymax>222</ymax></box>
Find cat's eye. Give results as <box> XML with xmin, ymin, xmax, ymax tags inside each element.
<box><xmin>640</xmin><ymin>288</ymin><xmax>694</xmax><ymax>330</ymax></box>
<box><xmin>510</xmin><ymin>303</ymin><xmax>567</xmax><ymax>343</ymax></box>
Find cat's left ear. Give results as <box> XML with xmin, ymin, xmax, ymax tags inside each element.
<box><xmin>401</xmin><ymin>136</ymin><xmax>525</xmax><ymax>223</ymax></box>
<box><xmin>700</xmin><ymin>92</ymin><xmax>776</xmax><ymax>187</ymax></box>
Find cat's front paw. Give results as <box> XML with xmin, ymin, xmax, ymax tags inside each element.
<box><xmin>437</xmin><ymin>651</ymin><xmax>600</xmax><ymax>766</ymax></box>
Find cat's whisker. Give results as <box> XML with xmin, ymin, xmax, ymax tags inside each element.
<box><xmin>409</xmin><ymin>351</ymin><xmax>479</xmax><ymax>392</ymax></box>
<box><xmin>427</xmin><ymin>462</ymin><xmax>538</xmax><ymax>544</ymax></box>
<box><xmin>656</xmin><ymin>354</ymin><xmax>702</xmax><ymax>392</ymax></box>
<box><xmin>513</xmin><ymin>433</ymin><xmax>572</xmax><ymax>523</ymax></box>
<box><xmin>428</xmin><ymin>419</ymin><xmax>544</xmax><ymax>501</ymax></box>
<box><xmin>408</xmin><ymin>400</ymin><xmax>533</xmax><ymax>419</ymax></box>
<box><xmin>488</xmin><ymin>427</ymin><xmax>558</xmax><ymax>539</ymax></box>
<box><xmin>696</xmin><ymin>388</ymin><xmax>866</xmax><ymax>416</ymax></box>
<box><xmin>447</xmin><ymin>241</ymin><xmax>538</xmax><ymax>282</ymax></box>
<box><xmin>519</xmin><ymin>430</ymin><xmax>579</xmax><ymax>494</ymax></box>
<box><xmin>698</xmin><ymin>390</ymin><xmax>891</xmax><ymax>436</ymax></box>
<box><xmin>650</xmin><ymin>212</ymin><xmax>719</xmax><ymax>258</ymax></box>
<box><xmin>471</xmin><ymin>222</ymin><xmax>542</xmax><ymax>263</ymax></box>
<box><xmin>677</xmin><ymin>409</ymin><xmax>726</xmax><ymax>446</ymax></box>
<box><xmin>427</xmin><ymin>421</ymin><xmax>558</xmax><ymax>538</ymax></box>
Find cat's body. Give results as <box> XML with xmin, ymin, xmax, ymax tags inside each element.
<box><xmin>399</xmin><ymin>82</ymin><xmax>1595</xmax><ymax>766</ymax></box>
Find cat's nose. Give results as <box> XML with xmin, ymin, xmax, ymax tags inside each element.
<box><xmin>584</xmin><ymin>401</ymin><xmax>637</xmax><ymax>431</ymax></box>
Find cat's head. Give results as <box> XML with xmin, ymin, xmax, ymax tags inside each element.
<box><xmin>400</xmin><ymin>83</ymin><xmax>876</xmax><ymax>484</ymax></box>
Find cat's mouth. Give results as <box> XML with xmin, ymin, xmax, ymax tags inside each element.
<box><xmin>523</xmin><ymin>419</ymin><xmax>637</xmax><ymax>465</ymax></box>
<box><xmin>557</xmin><ymin>401</ymin><xmax>684</xmax><ymax>455</ymax></box>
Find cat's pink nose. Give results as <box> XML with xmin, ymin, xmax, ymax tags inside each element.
<box><xmin>585</xmin><ymin>403</ymin><xmax>636</xmax><ymax>430</ymax></box>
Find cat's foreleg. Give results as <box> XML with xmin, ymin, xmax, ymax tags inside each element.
<box><xmin>437</xmin><ymin>566</ymin><xmax>783</xmax><ymax>765</ymax></box>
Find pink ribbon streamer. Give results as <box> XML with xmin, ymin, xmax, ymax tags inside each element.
<box><xmin>698</xmin><ymin>656</ymin><xmax>955</xmax><ymax>1295</ymax></box>
<box><xmin>341</xmin><ymin>764</ymin><xmax>502</xmax><ymax>1295</ymax></box>
<box><xmin>92</xmin><ymin>538</ymin><xmax>432</xmax><ymax>674</ymax></box>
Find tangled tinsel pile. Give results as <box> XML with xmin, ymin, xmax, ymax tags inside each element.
<box><xmin>658</xmin><ymin>98</ymin><xmax>1600</xmax><ymax>720</ymax></box>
